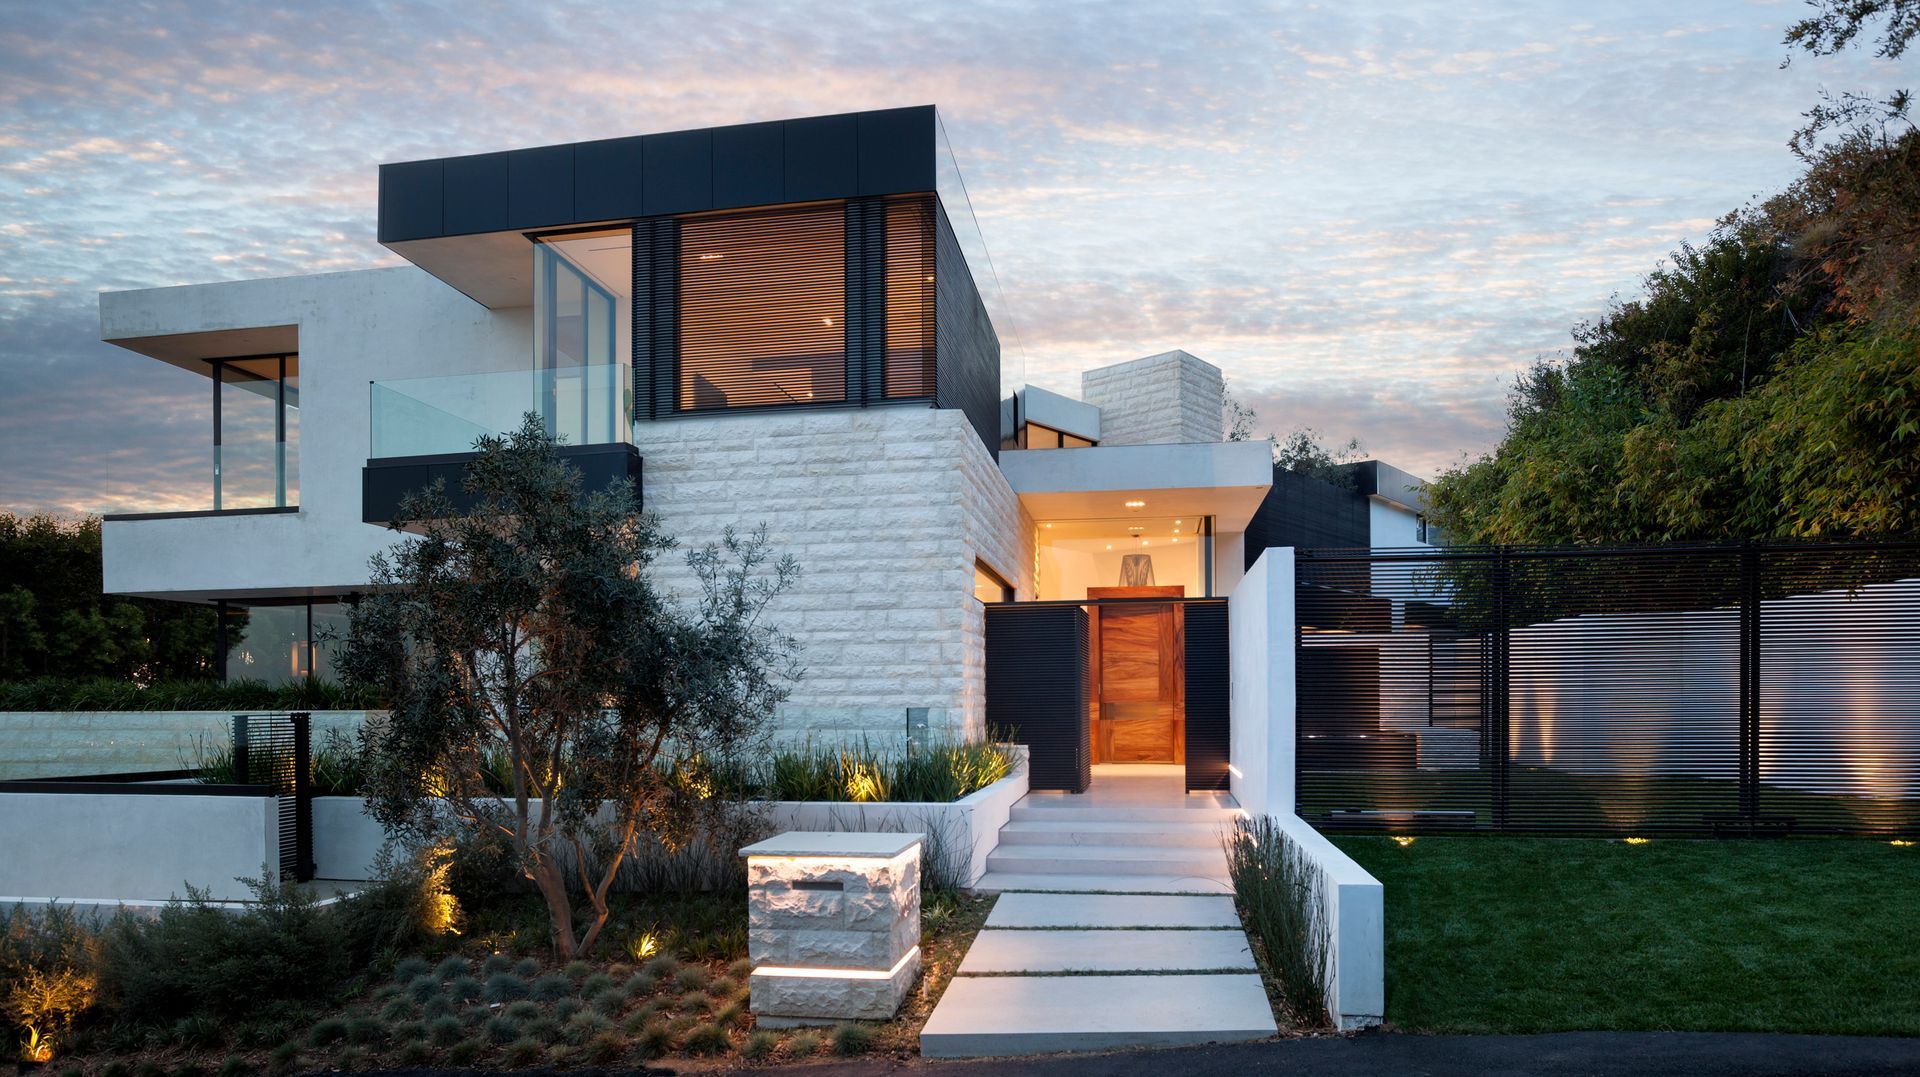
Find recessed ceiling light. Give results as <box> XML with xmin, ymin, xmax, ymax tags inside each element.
<box><xmin>1141</xmin><ymin>540</ymin><xmax>1150</xmax><ymax>546</ymax></box>
<box><xmin>1044</xmin><ymin>523</ymin><xmax>1053</xmax><ymax>528</ymax></box>
<box><xmin>1105</xmin><ymin>544</ymin><xmax>1112</xmax><ymax>550</ymax></box>
<box><xmin>1124</xmin><ymin>500</ymin><xmax>1146</xmax><ymax>509</ymax></box>
<box><xmin>1175</xmin><ymin>519</ymin><xmax>1182</xmax><ymax>524</ymax></box>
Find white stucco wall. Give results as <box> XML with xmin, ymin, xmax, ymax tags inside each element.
<box><xmin>630</xmin><ymin>406</ymin><xmax>1031</xmax><ymax>744</ymax></box>
<box><xmin>1367</xmin><ymin>499</ymin><xmax>1427</xmax><ymax>548</ymax></box>
<box><xmin>1229</xmin><ymin>547</ymin><xmax>1296</xmax><ymax>817</ymax></box>
<box><xmin>1079</xmin><ymin>350</ymin><xmax>1224</xmax><ymax>446</ymax></box>
<box><xmin>0</xmin><ymin>791</ymin><xmax>279</xmax><ymax>903</ymax></box>
<box><xmin>101</xmin><ymin>267</ymin><xmax>533</xmax><ymax>600</ymax></box>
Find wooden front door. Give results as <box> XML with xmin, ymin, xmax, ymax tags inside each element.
<box><xmin>1088</xmin><ymin>585</ymin><xmax>1184</xmax><ymax>764</ymax></box>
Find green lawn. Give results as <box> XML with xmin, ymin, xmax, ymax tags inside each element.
<box><xmin>1334</xmin><ymin>835</ymin><xmax>1920</xmax><ymax>1036</ymax></box>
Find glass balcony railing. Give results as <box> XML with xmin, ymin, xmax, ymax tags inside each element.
<box><xmin>368</xmin><ymin>364</ymin><xmax>633</xmax><ymax>459</ymax></box>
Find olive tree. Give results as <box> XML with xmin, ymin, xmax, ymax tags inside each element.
<box><xmin>339</xmin><ymin>415</ymin><xmax>798</xmax><ymax>958</ymax></box>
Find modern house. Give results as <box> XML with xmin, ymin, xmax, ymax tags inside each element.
<box><xmin>94</xmin><ymin>105</ymin><xmax>1432</xmax><ymax>787</ymax></box>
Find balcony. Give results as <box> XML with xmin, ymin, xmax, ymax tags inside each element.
<box><xmin>362</xmin><ymin>364</ymin><xmax>641</xmax><ymax>525</ymax></box>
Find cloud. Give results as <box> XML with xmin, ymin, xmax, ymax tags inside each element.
<box><xmin>0</xmin><ymin>0</ymin><xmax>1895</xmax><ymax>516</ymax></box>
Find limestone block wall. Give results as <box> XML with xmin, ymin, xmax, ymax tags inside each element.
<box><xmin>631</xmin><ymin>406</ymin><xmax>1032</xmax><ymax>746</ymax></box>
<box><xmin>1080</xmin><ymin>350</ymin><xmax>1225</xmax><ymax>445</ymax></box>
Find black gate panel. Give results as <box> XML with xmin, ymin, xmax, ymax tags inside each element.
<box><xmin>234</xmin><ymin>712</ymin><xmax>314</xmax><ymax>882</ymax></box>
<box><xmin>986</xmin><ymin>604</ymin><xmax>1090</xmax><ymax>793</ymax></box>
<box><xmin>1183</xmin><ymin>600</ymin><xmax>1231</xmax><ymax>792</ymax></box>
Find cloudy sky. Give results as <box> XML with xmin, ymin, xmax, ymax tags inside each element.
<box><xmin>0</xmin><ymin>0</ymin><xmax>1899</xmax><ymax>516</ymax></box>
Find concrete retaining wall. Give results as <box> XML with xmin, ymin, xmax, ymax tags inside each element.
<box><xmin>0</xmin><ymin>790</ymin><xmax>280</xmax><ymax>905</ymax></box>
<box><xmin>1268</xmin><ymin>812</ymin><xmax>1383</xmax><ymax>1030</ymax></box>
<box><xmin>0</xmin><ymin>710</ymin><xmax>371</xmax><ymax>780</ymax></box>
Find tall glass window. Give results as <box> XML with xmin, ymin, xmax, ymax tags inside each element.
<box><xmin>212</xmin><ymin>355</ymin><xmax>297</xmax><ymax>510</ymax></box>
<box><xmin>219</xmin><ymin>598</ymin><xmax>352</xmax><ymax>686</ymax></box>
<box><xmin>534</xmin><ymin>228</ymin><xmax>632</xmax><ymax>445</ymax></box>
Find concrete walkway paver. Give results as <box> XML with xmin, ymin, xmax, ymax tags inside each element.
<box><xmin>986</xmin><ymin>892</ymin><xmax>1241</xmax><ymax>929</ymax></box>
<box><xmin>957</xmin><ymin>928</ymin><xmax>1254</xmax><ymax>974</ymax></box>
<box><xmin>920</xmin><ymin>974</ymin><xmax>1277</xmax><ymax>1059</ymax></box>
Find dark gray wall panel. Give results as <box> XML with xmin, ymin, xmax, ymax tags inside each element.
<box><xmin>1245</xmin><ymin>468</ymin><xmax>1369</xmax><ymax>567</ymax></box>
<box><xmin>642</xmin><ymin>130</ymin><xmax>712</xmax><ymax>216</ymax></box>
<box><xmin>574</xmin><ymin>136</ymin><xmax>646</xmax><ymax>221</ymax></box>
<box><xmin>711</xmin><ymin>121</ymin><xmax>784</xmax><ymax>209</ymax></box>
<box><xmin>933</xmin><ymin>203</ymin><xmax>1002</xmax><ymax>456</ymax></box>
<box><xmin>363</xmin><ymin>444</ymin><xmax>641</xmax><ymax>525</ymax></box>
<box><xmin>441</xmin><ymin>153</ymin><xmax>508</xmax><ymax>236</ymax></box>
<box><xmin>783</xmin><ymin>114</ymin><xmax>858</xmax><ymax>202</ymax></box>
<box><xmin>506</xmin><ymin>144</ymin><xmax>575</xmax><ymax>229</ymax></box>
<box><xmin>1184</xmin><ymin>600</ymin><xmax>1232</xmax><ymax>792</ymax></box>
<box><xmin>858</xmin><ymin>106</ymin><xmax>936</xmax><ymax>195</ymax></box>
<box><xmin>986</xmin><ymin>604</ymin><xmax>1090</xmax><ymax>793</ymax></box>
<box><xmin>377</xmin><ymin>159</ymin><xmax>443</xmax><ymax>243</ymax></box>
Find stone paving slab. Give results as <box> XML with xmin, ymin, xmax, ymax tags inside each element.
<box><xmin>957</xmin><ymin>929</ymin><xmax>1254</xmax><ymax>974</ymax></box>
<box><xmin>972</xmin><ymin>872</ymin><xmax>1233</xmax><ymax>894</ymax></box>
<box><xmin>987</xmin><ymin>892</ymin><xmax>1242</xmax><ymax>929</ymax></box>
<box><xmin>920</xmin><ymin>974</ymin><xmax>1277</xmax><ymax>1058</ymax></box>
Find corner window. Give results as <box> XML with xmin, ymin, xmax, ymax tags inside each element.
<box><xmin>678</xmin><ymin>206</ymin><xmax>846</xmax><ymax>410</ymax></box>
<box><xmin>213</xmin><ymin>355</ymin><xmax>297</xmax><ymax>510</ymax></box>
<box><xmin>884</xmin><ymin>198</ymin><xmax>935</xmax><ymax>398</ymax></box>
<box><xmin>534</xmin><ymin>229</ymin><xmax>633</xmax><ymax>445</ymax></box>
<box><xmin>1016</xmin><ymin>422</ymin><xmax>1094</xmax><ymax>450</ymax></box>
<box><xmin>973</xmin><ymin>559</ymin><xmax>1014</xmax><ymax>603</ymax></box>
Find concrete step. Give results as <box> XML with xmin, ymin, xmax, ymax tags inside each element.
<box><xmin>985</xmin><ymin>843</ymin><xmax>1229</xmax><ymax>878</ymax></box>
<box><xmin>987</xmin><ymin>892</ymin><xmax>1242</xmax><ymax>929</ymax></box>
<box><xmin>973</xmin><ymin>871</ymin><xmax>1232</xmax><ymax>894</ymax></box>
<box><xmin>1011</xmin><ymin>802</ymin><xmax>1242</xmax><ymax>825</ymax></box>
<box><xmin>995</xmin><ymin>819</ymin><xmax>1230</xmax><ymax>848</ymax></box>
<box><xmin>957</xmin><ymin>929</ymin><xmax>1254</xmax><ymax>974</ymax></box>
<box><xmin>920</xmin><ymin>974</ymin><xmax>1277</xmax><ymax>1058</ymax></box>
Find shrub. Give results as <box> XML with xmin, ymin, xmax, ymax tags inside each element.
<box><xmin>426</xmin><ymin>1014</ymin><xmax>464</xmax><ymax>1046</ymax></box>
<box><xmin>434</xmin><ymin>955</ymin><xmax>469</xmax><ymax>981</ymax></box>
<box><xmin>530</xmin><ymin>973</ymin><xmax>573</xmax><ymax>1002</ymax></box>
<box><xmin>334</xmin><ymin>1045</ymin><xmax>369</xmax><ymax>1072</ymax></box>
<box><xmin>172</xmin><ymin>1013</ymin><xmax>223</xmax><ymax>1048</ymax></box>
<box><xmin>1225</xmin><ymin>815</ymin><xmax>1333</xmax><ymax>1028</ymax></box>
<box><xmin>503</xmin><ymin>1036</ymin><xmax>543</xmax><ymax>1067</ymax></box>
<box><xmin>726</xmin><ymin>957</ymin><xmax>753</xmax><ymax>980</ymax></box>
<box><xmin>390</xmin><ymin>1019</ymin><xmax>426</xmax><ymax>1043</ymax></box>
<box><xmin>562</xmin><ymin>1010</ymin><xmax>614</xmax><ymax>1046</ymax></box>
<box><xmin>421</xmin><ymin>994</ymin><xmax>455</xmax><ymax>1020</ymax></box>
<box><xmin>380</xmin><ymin>997</ymin><xmax>413</xmax><ymax>1022</ymax></box>
<box><xmin>446</xmin><ymin>1037</ymin><xmax>483</xmax><ymax>1065</ymax></box>
<box><xmin>642</xmin><ymin>954</ymin><xmax>680</xmax><ymax>978</ymax></box>
<box><xmin>679</xmin><ymin>991</ymin><xmax>712</xmax><ymax>1014</ymax></box>
<box><xmin>445</xmin><ymin>828</ymin><xmax>521</xmax><ymax>919</ymax></box>
<box><xmin>742</xmin><ymin>1028</ymin><xmax>778</xmax><ymax>1059</ymax></box>
<box><xmin>625</xmin><ymin>971</ymin><xmax>658</xmax><ymax>997</ymax></box>
<box><xmin>480</xmin><ymin>953</ymin><xmax>512</xmax><ymax>976</ymax></box>
<box><xmin>562</xmin><ymin>959</ymin><xmax>592</xmax><ymax>982</ymax></box>
<box><xmin>635</xmin><ymin>1019</ymin><xmax>674</xmax><ymax>1058</ymax></box>
<box><xmin>786</xmin><ymin>1029</ymin><xmax>822</xmax><ymax>1056</ymax></box>
<box><xmin>831</xmin><ymin>1022</ymin><xmax>874</xmax><ymax>1055</ymax></box>
<box><xmin>483</xmin><ymin>973</ymin><xmax>529</xmax><ymax>1003</ymax></box>
<box><xmin>754</xmin><ymin>739</ymin><xmax>1013</xmax><ymax>803</ymax></box>
<box><xmin>2</xmin><ymin>902</ymin><xmax>101</xmax><ymax>1057</ymax></box>
<box><xmin>98</xmin><ymin>875</ymin><xmax>348</xmax><ymax>1025</ymax></box>
<box><xmin>216</xmin><ymin>1054</ymin><xmax>249</xmax><ymax>1077</ymax></box>
<box><xmin>589</xmin><ymin>987</ymin><xmax>623</xmax><ymax>1015</ymax></box>
<box><xmin>582</xmin><ymin>1031</ymin><xmax>625</xmax><ymax>1065</ymax></box>
<box><xmin>445</xmin><ymin>974</ymin><xmax>483</xmax><ymax>1001</ymax></box>
<box><xmin>675</xmin><ymin>965</ymin><xmax>711</xmax><ymax>990</ymax></box>
<box><xmin>580</xmin><ymin>971</ymin><xmax>614</xmax><ymax>997</ymax></box>
<box><xmin>344</xmin><ymin>1016</ymin><xmax>384</xmax><ymax>1045</ymax></box>
<box><xmin>521</xmin><ymin>1015</ymin><xmax>561</xmax><ymax>1041</ymax></box>
<box><xmin>484</xmin><ymin>1014</ymin><xmax>519</xmax><ymax>1044</ymax></box>
<box><xmin>553</xmin><ymin>996</ymin><xmax>582</xmax><ymax>1022</ymax></box>
<box><xmin>395</xmin><ymin>1039</ymin><xmax>432</xmax><ymax>1066</ymax></box>
<box><xmin>306</xmin><ymin>1019</ymin><xmax>347</xmax><ymax>1048</ymax></box>
<box><xmin>264</xmin><ymin>1043</ymin><xmax>299</xmax><ymax>1077</ymax></box>
<box><xmin>512</xmin><ymin>957</ymin><xmax>540</xmax><ymax>978</ymax></box>
<box><xmin>503</xmin><ymin>999</ymin><xmax>540</xmax><ymax>1023</ymax></box>
<box><xmin>683</xmin><ymin>1020</ymin><xmax>730</xmax><ymax>1055</ymax></box>
<box><xmin>391</xmin><ymin>955</ymin><xmax>432</xmax><ymax>982</ymax></box>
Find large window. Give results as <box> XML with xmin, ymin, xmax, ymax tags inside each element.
<box><xmin>1034</xmin><ymin>517</ymin><xmax>1214</xmax><ymax>600</ymax></box>
<box><xmin>212</xmin><ymin>355</ymin><xmax>297</xmax><ymax>510</ymax></box>
<box><xmin>884</xmin><ymin>198</ymin><xmax>935</xmax><ymax>398</ymax></box>
<box><xmin>534</xmin><ymin>229</ymin><xmax>632</xmax><ymax>445</ymax></box>
<box><xmin>218</xmin><ymin>598</ymin><xmax>349</xmax><ymax>686</ymax></box>
<box><xmin>678</xmin><ymin>206</ymin><xmax>847</xmax><ymax>410</ymax></box>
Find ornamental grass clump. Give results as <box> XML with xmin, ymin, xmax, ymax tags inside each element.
<box><xmin>755</xmin><ymin>739</ymin><xmax>1013</xmax><ymax>803</ymax></box>
<box><xmin>1224</xmin><ymin>815</ymin><xmax>1332</xmax><ymax>1028</ymax></box>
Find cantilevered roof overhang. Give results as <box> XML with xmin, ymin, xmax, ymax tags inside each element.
<box><xmin>377</xmin><ymin>106</ymin><xmax>941</xmax><ymax>309</ymax></box>
<box><xmin>998</xmin><ymin>441</ymin><xmax>1274</xmax><ymax>532</ymax></box>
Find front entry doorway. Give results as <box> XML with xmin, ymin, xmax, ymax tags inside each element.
<box><xmin>1088</xmin><ymin>586</ymin><xmax>1185</xmax><ymax>764</ymax></box>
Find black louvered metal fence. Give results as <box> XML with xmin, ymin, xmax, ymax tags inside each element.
<box><xmin>1295</xmin><ymin>542</ymin><xmax>1920</xmax><ymax>836</ymax></box>
<box><xmin>234</xmin><ymin>712</ymin><xmax>315</xmax><ymax>881</ymax></box>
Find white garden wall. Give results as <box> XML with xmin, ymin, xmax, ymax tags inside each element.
<box><xmin>0</xmin><ymin>791</ymin><xmax>280</xmax><ymax>905</ymax></box>
<box><xmin>1229</xmin><ymin>548</ymin><xmax>1296</xmax><ymax>817</ymax></box>
<box><xmin>1265</xmin><ymin>812</ymin><xmax>1384</xmax><ymax>1030</ymax></box>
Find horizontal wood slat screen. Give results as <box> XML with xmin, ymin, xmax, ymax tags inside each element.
<box><xmin>884</xmin><ymin>197</ymin><xmax>935</xmax><ymax>398</ymax></box>
<box><xmin>678</xmin><ymin>205</ymin><xmax>846</xmax><ymax>411</ymax></box>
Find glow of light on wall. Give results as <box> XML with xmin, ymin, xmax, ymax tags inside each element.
<box><xmin>1390</xmin><ymin>836</ymin><xmax>1415</xmax><ymax>847</ymax></box>
<box><xmin>1227</xmin><ymin>764</ymin><xmax>1243</xmax><ymax>778</ymax></box>
<box><xmin>754</xmin><ymin>946</ymin><xmax>920</xmax><ymax>981</ymax></box>
<box><xmin>1623</xmin><ymin>837</ymin><xmax>1650</xmax><ymax>845</ymax></box>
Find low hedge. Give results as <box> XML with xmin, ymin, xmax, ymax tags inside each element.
<box><xmin>0</xmin><ymin>676</ymin><xmax>377</xmax><ymax>713</ymax></box>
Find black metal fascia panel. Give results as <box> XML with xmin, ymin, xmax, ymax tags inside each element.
<box><xmin>363</xmin><ymin>444</ymin><xmax>642</xmax><ymax>525</ymax></box>
<box><xmin>985</xmin><ymin>604</ymin><xmax>1090</xmax><ymax>793</ymax></box>
<box><xmin>1184</xmin><ymin>600</ymin><xmax>1232</xmax><ymax>792</ymax></box>
<box><xmin>378</xmin><ymin>106</ymin><xmax>938</xmax><ymax>244</ymax></box>
<box><xmin>633</xmin><ymin>218</ymin><xmax>678</xmax><ymax>421</ymax></box>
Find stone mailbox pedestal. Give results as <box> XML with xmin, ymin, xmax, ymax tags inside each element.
<box><xmin>742</xmin><ymin>831</ymin><xmax>924</xmax><ymax>1025</ymax></box>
